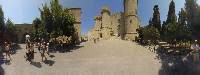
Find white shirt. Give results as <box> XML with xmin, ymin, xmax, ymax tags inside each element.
<box><xmin>191</xmin><ymin>44</ymin><xmax>200</xmax><ymax>51</ymax></box>
<box><xmin>25</xmin><ymin>35</ymin><xmax>30</xmax><ymax>42</ymax></box>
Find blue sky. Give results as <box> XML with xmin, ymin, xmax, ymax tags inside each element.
<box><xmin>0</xmin><ymin>0</ymin><xmax>199</xmax><ymax>35</ymax></box>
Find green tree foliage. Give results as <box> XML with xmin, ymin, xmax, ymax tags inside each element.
<box><xmin>6</xmin><ymin>19</ymin><xmax>15</xmax><ymax>31</ymax></box>
<box><xmin>162</xmin><ymin>0</ymin><xmax>179</xmax><ymax>43</ymax></box>
<box><xmin>151</xmin><ymin>5</ymin><xmax>161</xmax><ymax>32</ymax></box>
<box><xmin>40</xmin><ymin>4</ymin><xmax>53</xmax><ymax>33</ymax></box>
<box><xmin>166</xmin><ymin>0</ymin><xmax>177</xmax><ymax>24</ymax></box>
<box><xmin>32</xmin><ymin>18</ymin><xmax>45</xmax><ymax>41</ymax></box>
<box><xmin>160</xmin><ymin>0</ymin><xmax>194</xmax><ymax>43</ymax></box>
<box><xmin>164</xmin><ymin>23</ymin><xmax>179</xmax><ymax>43</ymax></box>
<box><xmin>37</xmin><ymin>0</ymin><xmax>76</xmax><ymax>43</ymax></box>
<box><xmin>159</xmin><ymin>0</ymin><xmax>193</xmax><ymax>45</ymax></box>
<box><xmin>137</xmin><ymin>5</ymin><xmax>161</xmax><ymax>44</ymax></box>
<box><xmin>5</xmin><ymin>19</ymin><xmax>16</xmax><ymax>42</ymax></box>
<box><xmin>136</xmin><ymin>27</ymin><xmax>144</xmax><ymax>41</ymax></box>
<box><xmin>0</xmin><ymin>6</ymin><xmax>4</xmax><ymax>33</ymax></box>
<box><xmin>0</xmin><ymin>6</ymin><xmax>15</xmax><ymax>42</ymax></box>
<box><xmin>185</xmin><ymin>0</ymin><xmax>200</xmax><ymax>36</ymax></box>
<box><xmin>137</xmin><ymin>25</ymin><xmax>160</xmax><ymax>44</ymax></box>
<box><xmin>33</xmin><ymin>18</ymin><xmax>41</xmax><ymax>32</ymax></box>
<box><xmin>177</xmin><ymin>8</ymin><xmax>191</xmax><ymax>41</ymax></box>
<box><xmin>144</xmin><ymin>26</ymin><xmax>160</xmax><ymax>44</ymax></box>
<box><xmin>138</xmin><ymin>0</ymin><xmax>193</xmax><ymax>45</ymax></box>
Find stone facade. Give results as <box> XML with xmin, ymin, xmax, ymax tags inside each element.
<box><xmin>15</xmin><ymin>24</ymin><xmax>34</xmax><ymax>43</ymax></box>
<box><xmin>69</xmin><ymin>8</ymin><xmax>82</xmax><ymax>42</ymax></box>
<box><xmin>124</xmin><ymin>0</ymin><xmax>139</xmax><ymax>41</ymax></box>
<box><xmin>88</xmin><ymin>0</ymin><xmax>139</xmax><ymax>41</ymax></box>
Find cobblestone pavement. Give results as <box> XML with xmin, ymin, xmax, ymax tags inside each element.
<box><xmin>1</xmin><ymin>39</ymin><xmax>161</xmax><ymax>75</ymax></box>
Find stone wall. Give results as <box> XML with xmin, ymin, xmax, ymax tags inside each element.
<box><xmin>88</xmin><ymin>0</ymin><xmax>139</xmax><ymax>41</ymax></box>
<box><xmin>101</xmin><ymin>6</ymin><xmax>111</xmax><ymax>39</ymax></box>
<box><xmin>124</xmin><ymin>0</ymin><xmax>139</xmax><ymax>41</ymax></box>
<box><xmin>15</xmin><ymin>24</ymin><xmax>33</xmax><ymax>43</ymax></box>
<box><xmin>69</xmin><ymin>8</ymin><xmax>82</xmax><ymax>42</ymax></box>
<box><xmin>110</xmin><ymin>12</ymin><xmax>124</xmax><ymax>38</ymax></box>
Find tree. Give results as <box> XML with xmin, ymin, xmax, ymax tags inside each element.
<box><xmin>0</xmin><ymin>6</ymin><xmax>4</xmax><ymax>32</ymax></box>
<box><xmin>39</xmin><ymin>0</ymin><xmax>77</xmax><ymax>44</ymax></box>
<box><xmin>166</xmin><ymin>0</ymin><xmax>177</xmax><ymax>24</ymax></box>
<box><xmin>6</xmin><ymin>19</ymin><xmax>14</xmax><ymax>31</ymax></box>
<box><xmin>185</xmin><ymin>0</ymin><xmax>200</xmax><ymax>36</ymax></box>
<box><xmin>151</xmin><ymin>5</ymin><xmax>161</xmax><ymax>32</ymax></box>
<box><xmin>142</xmin><ymin>26</ymin><xmax>160</xmax><ymax>44</ymax></box>
<box><xmin>162</xmin><ymin>0</ymin><xmax>178</xmax><ymax>42</ymax></box>
<box><xmin>165</xmin><ymin>23</ymin><xmax>179</xmax><ymax>43</ymax></box>
<box><xmin>33</xmin><ymin>18</ymin><xmax>41</xmax><ymax>32</ymax></box>
<box><xmin>5</xmin><ymin>19</ymin><xmax>16</xmax><ymax>42</ymax></box>
<box><xmin>161</xmin><ymin>21</ymin><xmax>167</xmax><ymax>40</ymax></box>
<box><xmin>137</xmin><ymin>25</ymin><xmax>160</xmax><ymax>45</ymax></box>
<box><xmin>177</xmin><ymin>8</ymin><xmax>192</xmax><ymax>41</ymax></box>
<box><xmin>40</xmin><ymin>4</ymin><xmax>53</xmax><ymax>33</ymax></box>
<box><xmin>0</xmin><ymin>6</ymin><xmax>4</xmax><ymax>38</ymax></box>
<box><xmin>32</xmin><ymin>18</ymin><xmax>42</xmax><ymax>41</ymax></box>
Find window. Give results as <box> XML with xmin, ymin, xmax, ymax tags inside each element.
<box><xmin>118</xmin><ymin>19</ymin><xmax>120</xmax><ymax>22</ymax></box>
<box><xmin>130</xmin><ymin>20</ymin><xmax>132</xmax><ymax>24</ymax></box>
<box><xmin>99</xmin><ymin>33</ymin><xmax>102</xmax><ymax>38</ymax></box>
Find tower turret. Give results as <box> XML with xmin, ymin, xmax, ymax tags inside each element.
<box><xmin>124</xmin><ymin>0</ymin><xmax>139</xmax><ymax>41</ymax></box>
<box><xmin>101</xmin><ymin>6</ymin><xmax>111</xmax><ymax>39</ymax></box>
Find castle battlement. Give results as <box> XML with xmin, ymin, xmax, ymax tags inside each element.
<box><xmin>88</xmin><ymin>0</ymin><xmax>139</xmax><ymax>41</ymax></box>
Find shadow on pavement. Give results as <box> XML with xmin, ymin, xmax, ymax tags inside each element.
<box><xmin>0</xmin><ymin>58</ymin><xmax>11</xmax><ymax>65</ymax></box>
<box><xmin>43</xmin><ymin>60</ymin><xmax>55</xmax><ymax>66</ymax></box>
<box><xmin>30</xmin><ymin>61</ymin><xmax>42</xmax><ymax>68</ymax></box>
<box><xmin>11</xmin><ymin>43</ymin><xmax>22</xmax><ymax>54</ymax></box>
<box><xmin>49</xmin><ymin>55</ymin><xmax>55</xmax><ymax>58</ymax></box>
<box><xmin>0</xmin><ymin>65</ymin><xmax>4</xmax><ymax>75</ymax></box>
<box><xmin>156</xmin><ymin>46</ymin><xmax>200</xmax><ymax>75</ymax></box>
<box><xmin>4</xmin><ymin>60</ymin><xmax>11</xmax><ymax>65</ymax></box>
<box><xmin>50</xmin><ymin>45</ymin><xmax>84</xmax><ymax>53</ymax></box>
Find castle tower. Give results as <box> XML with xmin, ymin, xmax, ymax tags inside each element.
<box><xmin>69</xmin><ymin>8</ymin><xmax>82</xmax><ymax>42</ymax></box>
<box><xmin>101</xmin><ymin>6</ymin><xmax>111</xmax><ymax>39</ymax></box>
<box><xmin>124</xmin><ymin>0</ymin><xmax>139</xmax><ymax>41</ymax></box>
<box><xmin>94</xmin><ymin>16</ymin><xmax>102</xmax><ymax>39</ymax></box>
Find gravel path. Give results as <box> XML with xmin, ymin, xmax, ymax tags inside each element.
<box><xmin>1</xmin><ymin>39</ymin><xmax>161</xmax><ymax>75</ymax></box>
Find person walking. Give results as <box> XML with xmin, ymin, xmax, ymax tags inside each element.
<box><xmin>25</xmin><ymin>43</ymin><xmax>34</xmax><ymax>64</ymax></box>
<box><xmin>45</xmin><ymin>42</ymin><xmax>50</xmax><ymax>56</ymax></box>
<box><xmin>191</xmin><ymin>40</ymin><xmax>200</xmax><ymax>63</ymax></box>
<box><xmin>25</xmin><ymin>34</ymin><xmax>30</xmax><ymax>43</ymax></box>
<box><xmin>4</xmin><ymin>42</ymin><xmax>12</xmax><ymax>61</ymax></box>
<box><xmin>40</xmin><ymin>42</ymin><xmax>47</xmax><ymax>62</ymax></box>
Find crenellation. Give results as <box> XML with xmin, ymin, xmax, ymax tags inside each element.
<box><xmin>88</xmin><ymin>0</ymin><xmax>139</xmax><ymax>41</ymax></box>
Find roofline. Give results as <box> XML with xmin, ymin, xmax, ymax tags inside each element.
<box><xmin>15</xmin><ymin>24</ymin><xmax>32</xmax><ymax>25</ymax></box>
<box><xmin>69</xmin><ymin>8</ymin><xmax>81</xmax><ymax>10</ymax></box>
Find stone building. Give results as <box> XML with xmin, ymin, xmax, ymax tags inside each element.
<box><xmin>88</xmin><ymin>0</ymin><xmax>139</xmax><ymax>41</ymax></box>
<box><xmin>15</xmin><ymin>24</ymin><xmax>34</xmax><ymax>43</ymax></box>
<box><xmin>69</xmin><ymin>8</ymin><xmax>82</xmax><ymax>42</ymax></box>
